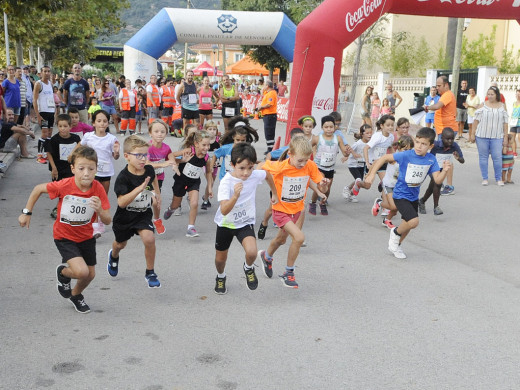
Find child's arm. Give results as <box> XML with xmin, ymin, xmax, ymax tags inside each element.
<box><xmin>117</xmin><ymin>177</ymin><xmax>151</xmax><ymax>208</ymax></box>
<box><xmin>219</xmin><ymin>183</ymin><xmax>241</xmax><ymax>215</ymax></box>
<box><xmin>112</xmin><ymin>141</ymin><xmax>120</xmax><ymax>160</ymax></box>
<box><xmin>88</xmin><ymin>196</ymin><xmax>112</xmax><ymax>226</ymax></box>
<box><xmin>309</xmin><ymin>180</ymin><xmax>327</xmax><ymax>203</ymax></box>
<box><xmin>205</xmin><ymin>159</ymin><xmax>214</xmax><ymax>198</ymax></box>
<box><xmin>18</xmin><ymin>183</ymin><xmax>48</xmax><ymax>228</ymax></box>
<box><xmin>338</xmin><ymin>137</ymin><xmax>350</xmax><ymax>158</ymax></box>
<box><xmin>151</xmin><ymin>176</ymin><xmax>161</xmax><ymax>211</ymax></box>
<box><xmin>365</xmin><ymin>154</ymin><xmax>395</xmax><ymax>185</ymax></box>
<box><xmin>172</xmin><ymin>148</ymin><xmax>194</xmax><ymax>162</ymax></box>
<box><xmin>453</xmin><ymin>150</ymin><xmax>465</xmax><ymax>164</ymax></box>
<box><xmin>209</xmin><ymin>153</ymin><xmax>218</xmax><ymax>168</ymax></box>
<box><xmin>431</xmin><ymin>161</ymin><xmax>452</xmax><ymax>184</ymax></box>
<box><xmin>167</xmin><ymin>152</ymin><xmax>181</xmax><ymax>176</ymax></box>
<box><xmin>46</xmin><ymin>153</ymin><xmax>59</xmax><ymax>180</ymax></box>
<box><xmin>264</xmin><ymin>171</ymin><xmax>278</xmax><ymax>205</ymax></box>
<box><xmin>311</xmin><ymin>135</ymin><xmax>319</xmax><ymax>147</ymax></box>
<box><xmin>363</xmin><ymin>144</ymin><xmax>371</xmax><ymax>168</ymax></box>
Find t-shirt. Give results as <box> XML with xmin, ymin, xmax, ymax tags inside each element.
<box><xmin>148</xmin><ymin>142</ymin><xmax>172</xmax><ymax>181</ymax></box>
<box><xmin>382</xmin><ymin>162</ymin><xmax>399</xmax><ymax>188</ymax></box>
<box><xmin>456</xmin><ymin>89</ymin><xmax>469</xmax><ymax>109</ymax></box>
<box><xmin>88</xmin><ymin>104</ymin><xmax>102</xmax><ymax>114</ymax></box>
<box><xmin>366</xmin><ymin>131</ymin><xmax>394</xmax><ymax>162</ymax></box>
<box><xmin>260</xmin><ymin>89</ymin><xmax>277</xmax><ymax>115</ymax></box>
<box><xmin>214</xmin><ymin>143</ymin><xmax>234</xmax><ymax>181</ymax></box>
<box><xmin>0</xmin><ymin>123</ymin><xmax>15</xmax><ymax>148</ymax></box>
<box><xmin>176</xmin><ymin>151</ymin><xmax>208</xmax><ymax>184</ymax></box>
<box><xmin>47</xmin><ymin>133</ymin><xmax>81</xmax><ymax>175</ymax></box>
<box><xmin>71</xmin><ymin>122</ymin><xmax>94</xmax><ymax>135</ymax></box>
<box><xmin>270</xmin><ymin>146</ymin><xmax>289</xmax><ymax>161</ymax></box>
<box><xmin>80</xmin><ymin>132</ymin><xmax>118</xmax><ymax>177</ymax></box>
<box><xmin>347</xmin><ymin>139</ymin><xmax>367</xmax><ymax>168</ymax></box>
<box><xmin>113</xmin><ymin>164</ymin><xmax>156</xmax><ymax>230</ymax></box>
<box><xmin>424</xmin><ymin>95</ymin><xmax>440</xmax><ymax>121</ymax></box>
<box><xmin>262</xmin><ymin>159</ymin><xmax>323</xmax><ymax>215</ymax></box>
<box><xmin>434</xmin><ymin>90</ymin><xmax>457</xmax><ymax>135</ymax></box>
<box><xmin>47</xmin><ymin>177</ymin><xmax>110</xmax><ymax>242</ymax></box>
<box><xmin>392</xmin><ymin>149</ymin><xmax>440</xmax><ymax>201</ymax></box>
<box><xmin>214</xmin><ymin>170</ymin><xmax>266</xmax><ymax>229</ymax></box>
<box><xmin>430</xmin><ymin>139</ymin><xmax>463</xmax><ymax>167</ymax></box>
<box><xmin>511</xmin><ymin>102</ymin><xmax>520</xmax><ymax>128</ymax></box>
<box><xmin>1</xmin><ymin>79</ymin><xmax>21</xmax><ymax>108</ymax></box>
<box><xmin>63</xmin><ymin>78</ymin><xmax>90</xmax><ymax>110</ymax></box>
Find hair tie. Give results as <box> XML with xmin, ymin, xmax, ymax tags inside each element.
<box><xmin>234</xmin><ymin>121</ymin><xmax>246</xmax><ymax>127</ymax></box>
<box><xmin>301</xmin><ymin>116</ymin><xmax>315</xmax><ymax>124</ymax></box>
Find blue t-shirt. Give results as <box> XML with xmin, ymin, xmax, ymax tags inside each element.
<box><xmin>424</xmin><ymin>95</ymin><xmax>440</xmax><ymax>121</ymax></box>
<box><xmin>214</xmin><ymin>143</ymin><xmax>234</xmax><ymax>181</ymax></box>
<box><xmin>269</xmin><ymin>146</ymin><xmax>289</xmax><ymax>161</ymax></box>
<box><xmin>392</xmin><ymin>149</ymin><xmax>440</xmax><ymax>201</ymax></box>
<box><xmin>1</xmin><ymin>79</ymin><xmax>21</xmax><ymax>108</ymax></box>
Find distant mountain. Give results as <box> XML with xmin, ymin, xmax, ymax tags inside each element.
<box><xmin>97</xmin><ymin>0</ymin><xmax>221</xmax><ymax>47</ymax></box>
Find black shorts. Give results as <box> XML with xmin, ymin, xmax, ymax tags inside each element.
<box><xmin>510</xmin><ymin>126</ymin><xmax>520</xmax><ymax>134</ymax></box>
<box><xmin>54</xmin><ymin>237</ymin><xmax>97</xmax><ymax>266</ymax></box>
<box><xmin>113</xmin><ymin>219</ymin><xmax>154</xmax><ymax>243</ymax></box>
<box><xmin>95</xmin><ymin>176</ymin><xmax>111</xmax><ymax>183</ymax></box>
<box><xmin>394</xmin><ymin>198</ymin><xmax>419</xmax><ymax>222</ymax></box>
<box><xmin>120</xmin><ymin>109</ymin><xmax>136</xmax><ymax>119</ymax></box>
<box><xmin>221</xmin><ymin>104</ymin><xmax>237</xmax><ymax>118</ymax></box>
<box><xmin>162</xmin><ymin>107</ymin><xmax>173</xmax><ymax>116</ymax></box>
<box><xmin>182</xmin><ymin>108</ymin><xmax>199</xmax><ymax>120</ymax></box>
<box><xmin>377</xmin><ymin>163</ymin><xmax>388</xmax><ymax>172</ymax></box>
<box><xmin>173</xmin><ymin>177</ymin><xmax>200</xmax><ymax>198</ymax></box>
<box><xmin>53</xmin><ymin>171</ymin><xmax>74</xmax><ymax>182</ymax></box>
<box><xmin>319</xmin><ymin>168</ymin><xmax>335</xmax><ymax>179</ymax></box>
<box><xmin>349</xmin><ymin>166</ymin><xmax>366</xmax><ymax>180</ymax></box>
<box><xmin>215</xmin><ymin>224</ymin><xmax>255</xmax><ymax>251</ymax></box>
<box><xmin>198</xmin><ymin>109</ymin><xmax>213</xmax><ymax>116</ymax></box>
<box><xmin>40</xmin><ymin>111</ymin><xmax>55</xmax><ymax>129</ymax></box>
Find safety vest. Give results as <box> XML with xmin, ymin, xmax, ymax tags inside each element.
<box><xmin>161</xmin><ymin>86</ymin><xmax>175</xmax><ymax>108</ymax></box>
<box><xmin>121</xmin><ymin>88</ymin><xmax>138</xmax><ymax>111</ymax></box>
<box><xmin>172</xmin><ymin>103</ymin><xmax>182</xmax><ymax>120</ymax></box>
<box><xmin>147</xmin><ymin>84</ymin><xmax>160</xmax><ymax>107</ymax></box>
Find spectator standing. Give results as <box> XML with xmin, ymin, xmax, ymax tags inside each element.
<box><xmin>63</xmin><ymin>64</ymin><xmax>90</xmax><ymax>124</ymax></box>
<box><xmin>424</xmin><ymin>86</ymin><xmax>440</xmax><ymax>128</ymax></box>
<box><xmin>456</xmin><ymin>80</ymin><xmax>469</xmax><ymax>140</ymax></box>
<box><xmin>385</xmin><ymin>83</ymin><xmax>402</xmax><ymax>114</ymax></box>
<box><xmin>22</xmin><ymin>66</ymin><xmax>34</xmax><ymax>126</ymax></box>
<box><xmin>2</xmin><ymin>65</ymin><xmax>21</xmax><ymax>123</ymax></box>
<box><xmin>259</xmin><ymin>80</ymin><xmax>278</xmax><ymax>154</ymax></box>
<box><xmin>278</xmin><ymin>80</ymin><xmax>288</xmax><ymax>97</ymax></box>
<box><xmin>15</xmin><ymin>67</ymin><xmax>27</xmax><ymax>125</ymax></box>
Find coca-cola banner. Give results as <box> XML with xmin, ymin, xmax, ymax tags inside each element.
<box><xmin>239</xmin><ymin>94</ymin><xmax>290</xmax><ymax>122</ymax></box>
<box><xmin>286</xmin><ymin>0</ymin><xmax>520</xmax><ymax>143</ymax></box>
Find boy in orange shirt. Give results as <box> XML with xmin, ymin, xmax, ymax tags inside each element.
<box><xmin>258</xmin><ymin>136</ymin><xmax>329</xmax><ymax>288</ymax></box>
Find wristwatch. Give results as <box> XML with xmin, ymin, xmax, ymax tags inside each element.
<box><xmin>22</xmin><ymin>208</ymin><xmax>32</xmax><ymax>215</ymax></box>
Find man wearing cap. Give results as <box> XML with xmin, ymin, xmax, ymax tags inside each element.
<box><xmin>259</xmin><ymin>80</ymin><xmax>278</xmax><ymax>154</ymax></box>
<box><xmin>62</xmin><ymin>63</ymin><xmax>90</xmax><ymax>123</ymax></box>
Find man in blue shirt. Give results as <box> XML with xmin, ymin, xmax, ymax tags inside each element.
<box><xmin>424</xmin><ymin>86</ymin><xmax>439</xmax><ymax>129</ymax></box>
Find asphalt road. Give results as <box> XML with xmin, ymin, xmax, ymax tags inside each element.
<box><xmin>1</xmin><ymin>119</ymin><xmax>520</xmax><ymax>390</ymax></box>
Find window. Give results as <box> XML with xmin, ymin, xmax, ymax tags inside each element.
<box><xmin>234</xmin><ymin>53</ymin><xmax>244</xmax><ymax>63</ymax></box>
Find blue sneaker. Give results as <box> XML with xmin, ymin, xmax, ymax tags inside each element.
<box><xmin>279</xmin><ymin>270</ymin><xmax>299</xmax><ymax>288</ymax></box>
<box><xmin>145</xmin><ymin>272</ymin><xmax>161</xmax><ymax>288</ymax></box>
<box><xmin>440</xmin><ymin>185</ymin><xmax>455</xmax><ymax>196</ymax></box>
<box><xmin>107</xmin><ymin>250</ymin><xmax>119</xmax><ymax>277</ymax></box>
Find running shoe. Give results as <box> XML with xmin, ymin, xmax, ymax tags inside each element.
<box><xmin>244</xmin><ymin>266</ymin><xmax>258</xmax><ymax>290</ymax></box>
<box><xmin>153</xmin><ymin>218</ymin><xmax>166</xmax><ymax>235</ymax></box>
<box><xmin>382</xmin><ymin>218</ymin><xmax>395</xmax><ymax>229</ymax></box>
<box><xmin>392</xmin><ymin>245</ymin><xmax>407</xmax><ymax>259</ymax></box>
<box><xmin>205</xmin><ymin>199</ymin><xmax>212</xmax><ymax>208</ymax></box>
<box><xmin>418</xmin><ymin>199</ymin><xmax>426</xmax><ymax>214</ymax></box>
<box><xmin>350</xmin><ymin>195</ymin><xmax>358</xmax><ymax>203</ymax></box>
<box><xmin>56</xmin><ymin>265</ymin><xmax>72</xmax><ymax>298</ymax></box>
<box><xmin>319</xmin><ymin>203</ymin><xmax>328</xmax><ymax>216</ymax></box>
<box><xmin>381</xmin><ymin>208</ymin><xmax>390</xmax><ymax>216</ymax></box>
<box><xmin>257</xmin><ymin>223</ymin><xmax>267</xmax><ymax>240</ymax></box>
<box><xmin>201</xmin><ymin>199</ymin><xmax>209</xmax><ymax>210</ymax></box>
<box><xmin>174</xmin><ymin>206</ymin><xmax>182</xmax><ymax>216</ymax></box>
<box><xmin>351</xmin><ymin>178</ymin><xmax>362</xmax><ymax>196</ymax></box>
<box><xmin>279</xmin><ymin>270</ymin><xmax>299</xmax><ymax>289</ymax></box>
<box><xmin>163</xmin><ymin>206</ymin><xmax>175</xmax><ymax>220</ymax></box>
<box><xmin>186</xmin><ymin>227</ymin><xmax>199</xmax><ymax>238</ymax></box>
<box><xmin>214</xmin><ymin>276</ymin><xmax>227</xmax><ymax>295</ymax></box>
<box><xmin>388</xmin><ymin>227</ymin><xmax>400</xmax><ymax>253</ymax></box>
<box><xmin>258</xmin><ymin>250</ymin><xmax>273</xmax><ymax>278</ymax></box>
<box><xmin>372</xmin><ymin>198</ymin><xmax>382</xmax><ymax>216</ymax></box>
<box><xmin>107</xmin><ymin>249</ymin><xmax>119</xmax><ymax>277</ymax></box>
<box><xmin>440</xmin><ymin>185</ymin><xmax>455</xmax><ymax>195</ymax></box>
<box><xmin>497</xmin><ymin>181</ymin><xmax>505</xmax><ymax>186</ymax></box>
<box><xmin>50</xmin><ymin>207</ymin><xmax>58</xmax><ymax>220</ymax></box>
<box><xmin>145</xmin><ymin>272</ymin><xmax>161</xmax><ymax>288</ymax></box>
<box><xmin>377</xmin><ymin>181</ymin><xmax>383</xmax><ymax>193</ymax></box>
<box><xmin>481</xmin><ymin>180</ymin><xmax>488</xmax><ymax>186</ymax></box>
<box><xmin>92</xmin><ymin>223</ymin><xmax>101</xmax><ymax>239</ymax></box>
<box><xmin>69</xmin><ymin>294</ymin><xmax>90</xmax><ymax>314</ymax></box>
<box><xmin>342</xmin><ymin>185</ymin><xmax>352</xmax><ymax>200</ymax></box>
<box><xmin>433</xmin><ymin>206</ymin><xmax>444</xmax><ymax>215</ymax></box>
<box><xmin>308</xmin><ymin>202</ymin><xmax>317</xmax><ymax>215</ymax></box>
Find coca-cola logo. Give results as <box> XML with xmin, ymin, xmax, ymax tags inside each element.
<box><xmin>312</xmin><ymin>97</ymin><xmax>334</xmax><ymax>112</ymax></box>
<box><xmin>417</xmin><ymin>0</ymin><xmax>508</xmax><ymax>5</ymax></box>
<box><xmin>345</xmin><ymin>0</ymin><xmax>383</xmax><ymax>32</ymax></box>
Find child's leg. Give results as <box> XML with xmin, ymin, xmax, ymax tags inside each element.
<box><xmin>502</xmin><ymin>169</ymin><xmax>506</xmax><ymax>181</ymax></box>
<box><xmin>138</xmin><ymin>229</ymin><xmax>156</xmax><ymax>271</ymax></box>
<box><xmin>266</xmin><ymin>226</ymin><xmax>289</xmax><ymax>258</ymax></box>
<box><xmin>188</xmin><ymin>190</ymin><xmax>199</xmax><ymax>225</ymax></box>
<box><xmin>61</xmin><ymin>257</ymin><xmax>95</xmax><ymax>296</ymax></box>
<box><xmin>296</xmin><ymin>209</ymin><xmax>305</xmax><ymax>229</ymax></box>
<box><xmin>507</xmin><ymin>168</ymin><xmax>513</xmax><ymax>182</ymax></box>
<box><xmin>152</xmin><ymin>199</ymin><xmax>160</xmax><ymax>219</ymax></box>
<box><xmin>395</xmin><ymin>217</ymin><xmax>419</xmax><ymax>244</ymax></box>
<box><xmin>420</xmin><ymin>178</ymin><xmax>435</xmax><ymax>203</ymax></box>
<box><xmin>168</xmin><ymin>195</ymin><xmax>183</xmax><ymax>210</ymax></box>
<box><xmin>215</xmin><ymin>249</ymin><xmax>228</xmax><ymax>274</ymax></box>
<box><xmin>241</xmin><ymin>236</ymin><xmax>258</xmax><ymax>267</ymax></box>
<box><xmin>324</xmin><ymin>177</ymin><xmax>333</xmax><ymax>198</ymax></box>
<box><xmin>111</xmin><ymin>240</ymin><xmax>127</xmax><ymax>258</ymax></box>
<box><xmin>260</xmin><ymin>203</ymin><xmax>272</xmax><ymax>226</ymax></box>
<box><xmin>446</xmin><ymin>164</ymin><xmax>454</xmax><ymax>186</ymax></box>
<box><xmin>280</xmin><ymin>221</ymin><xmax>305</xmax><ymax>267</ymax></box>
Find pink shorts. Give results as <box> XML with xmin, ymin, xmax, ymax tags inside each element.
<box><xmin>272</xmin><ymin>210</ymin><xmax>301</xmax><ymax>228</ymax></box>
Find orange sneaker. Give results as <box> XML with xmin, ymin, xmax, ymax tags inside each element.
<box><xmin>153</xmin><ymin>218</ymin><xmax>166</xmax><ymax>235</ymax></box>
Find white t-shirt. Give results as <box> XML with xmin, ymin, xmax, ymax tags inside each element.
<box><xmin>347</xmin><ymin>139</ymin><xmax>367</xmax><ymax>168</ymax></box>
<box><xmin>382</xmin><ymin>161</ymin><xmax>399</xmax><ymax>188</ymax></box>
<box><xmin>366</xmin><ymin>131</ymin><xmax>394</xmax><ymax>163</ymax></box>
<box><xmin>214</xmin><ymin>170</ymin><xmax>266</xmax><ymax>229</ymax></box>
<box><xmin>81</xmin><ymin>132</ymin><xmax>118</xmax><ymax>177</ymax></box>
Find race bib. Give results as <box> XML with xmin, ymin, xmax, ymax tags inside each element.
<box><xmin>47</xmin><ymin>98</ymin><xmax>56</xmax><ymax>108</ymax></box>
<box><xmin>153</xmin><ymin>158</ymin><xmax>165</xmax><ymax>176</ymax></box>
<box><xmin>97</xmin><ymin>159</ymin><xmax>110</xmax><ymax>174</ymax></box>
<box><xmin>183</xmin><ymin>162</ymin><xmax>202</xmax><ymax>179</ymax></box>
<box><xmin>404</xmin><ymin>163</ymin><xmax>430</xmax><ymax>187</ymax></box>
<box><xmin>126</xmin><ymin>190</ymin><xmax>152</xmax><ymax>212</ymax></box>
<box><xmin>224</xmin><ymin>155</ymin><xmax>233</xmax><ymax>173</ymax></box>
<box><xmin>60</xmin><ymin>195</ymin><xmax>95</xmax><ymax>226</ymax></box>
<box><xmin>374</xmin><ymin>147</ymin><xmax>387</xmax><ymax>159</ymax></box>
<box><xmin>202</xmin><ymin>97</ymin><xmax>211</xmax><ymax>104</ymax></box>
<box><xmin>320</xmin><ymin>152</ymin><xmax>336</xmax><ymax>168</ymax></box>
<box><xmin>59</xmin><ymin>143</ymin><xmax>77</xmax><ymax>161</ymax></box>
<box><xmin>229</xmin><ymin>199</ymin><xmax>253</xmax><ymax>225</ymax></box>
<box><xmin>435</xmin><ymin>153</ymin><xmax>453</xmax><ymax>166</ymax></box>
<box><xmin>225</xmin><ymin>107</ymin><xmax>235</xmax><ymax>116</ymax></box>
<box><xmin>188</xmin><ymin>94</ymin><xmax>197</xmax><ymax>104</ymax></box>
<box><xmin>281</xmin><ymin>176</ymin><xmax>309</xmax><ymax>203</ymax></box>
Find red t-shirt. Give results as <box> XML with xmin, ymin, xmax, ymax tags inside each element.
<box><xmin>47</xmin><ymin>177</ymin><xmax>110</xmax><ymax>242</ymax></box>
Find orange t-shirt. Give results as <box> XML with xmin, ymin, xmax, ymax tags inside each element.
<box><xmin>260</xmin><ymin>89</ymin><xmax>278</xmax><ymax>115</ymax></box>
<box><xmin>433</xmin><ymin>90</ymin><xmax>457</xmax><ymax>135</ymax></box>
<box><xmin>262</xmin><ymin>159</ymin><xmax>323</xmax><ymax>215</ymax></box>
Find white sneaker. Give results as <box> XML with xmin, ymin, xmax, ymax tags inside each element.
<box><xmin>392</xmin><ymin>245</ymin><xmax>407</xmax><ymax>259</ymax></box>
<box><xmin>388</xmin><ymin>227</ymin><xmax>400</xmax><ymax>253</ymax></box>
<box><xmin>350</xmin><ymin>195</ymin><xmax>358</xmax><ymax>203</ymax></box>
<box><xmin>173</xmin><ymin>206</ymin><xmax>182</xmax><ymax>216</ymax></box>
<box><xmin>342</xmin><ymin>186</ymin><xmax>352</xmax><ymax>200</ymax></box>
<box><xmin>381</xmin><ymin>208</ymin><xmax>390</xmax><ymax>216</ymax></box>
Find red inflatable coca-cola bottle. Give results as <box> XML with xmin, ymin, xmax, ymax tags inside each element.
<box><xmin>311</xmin><ymin>56</ymin><xmax>335</xmax><ymax>134</ymax></box>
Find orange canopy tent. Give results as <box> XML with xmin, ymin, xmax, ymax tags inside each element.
<box><xmin>226</xmin><ymin>55</ymin><xmax>279</xmax><ymax>76</ymax></box>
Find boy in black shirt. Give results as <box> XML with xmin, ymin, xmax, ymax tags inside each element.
<box><xmin>108</xmin><ymin>135</ymin><xmax>162</xmax><ymax>288</ymax></box>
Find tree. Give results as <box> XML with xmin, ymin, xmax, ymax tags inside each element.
<box><xmin>381</xmin><ymin>33</ymin><xmax>432</xmax><ymax>77</ymax></box>
<box><xmin>461</xmin><ymin>25</ymin><xmax>497</xmax><ymax>69</ymax></box>
<box><xmin>499</xmin><ymin>47</ymin><xmax>520</xmax><ymax>74</ymax></box>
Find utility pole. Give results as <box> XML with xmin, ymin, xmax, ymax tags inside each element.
<box><xmin>183</xmin><ymin>0</ymin><xmax>190</xmax><ymax>75</ymax></box>
<box><xmin>4</xmin><ymin>12</ymin><xmax>10</xmax><ymax>66</ymax></box>
<box><xmin>451</xmin><ymin>18</ymin><xmax>464</xmax><ymax>95</ymax></box>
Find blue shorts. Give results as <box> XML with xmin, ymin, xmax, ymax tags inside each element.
<box><xmin>425</xmin><ymin>117</ymin><xmax>434</xmax><ymax>124</ymax></box>
<box><xmin>101</xmin><ymin>104</ymin><xmax>117</xmax><ymax>115</ymax></box>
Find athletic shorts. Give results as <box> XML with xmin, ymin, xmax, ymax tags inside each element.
<box><xmin>147</xmin><ymin>106</ymin><xmax>159</xmax><ymax>119</ymax></box>
<box><xmin>162</xmin><ymin>107</ymin><xmax>173</xmax><ymax>116</ymax></box>
<box><xmin>318</xmin><ymin>168</ymin><xmax>335</xmax><ymax>179</ymax></box>
<box><xmin>199</xmin><ymin>109</ymin><xmax>213</xmax><ymax>116</ymax></box>
<box><xmin>349</xmin><ymin>166</ymin><xmax>366</xmax><ymax>180</ymax></box>
<box><xmin>113</xmin><ymin>219</ymin><xmax>154</xmax><ymax>243</ymax></box>
<box><xmin>272</xmin><ymin>210</ymin><xmax>301</xmax><ymax>228</ymax></box>
<box><xmin>95</xmin><ymin>176</ymin><xmax>111</xmax><ymax>183</ymax></box>
<box><xmin>377</xmin><ymin>163</ymin><xmax>388</xmax><ymax>173</ymax></box>
<box><xmin>467</xmin><ymin>115</ymin><xmax>475</xmax><ymax>125</ymax></box>
<box><xmin>221</xmin><ymin>104</ymin><xmax>237</xmax><ymax>118</ymax></box>
<box><xmin>456</xmin><ymin>108</ymin><xmax>468</xmax><ymax>122</ymax></box>
<box><xmin>393</xmin><ymin>198</ymin><xmax>419</xmax><ymax>222</ymax></box>
<box><xmin>120</xmin><ymin>109</ymin><xmax>136</xmax><ymax>119</ymax></box>
<box><xmin>425</xmin><ymin>117</ymin><xmax>434</xmax><ymax>124</ymax></box>
<box><xmin>509</xmin><ymin>126</ymin><xmax>520</xmax><ymax>134</ymax></box>
<box><xmin>215</xmin><ymin>224</ymin><xmax>255</xmax><ymax>251</ymax></box>
<box><xmin>182</xmin><ymin>108</ymin><xmax>199</xmax><ymax>120</ymax></box>
<box><xmin>173</xmin><ymin>178</ymin><xmax>200</xmax><ymax>198</ymax></box>
<box><xmin>40</xmin><ymin>111</ymin><xmax>55</xmax><ymax>129</ymax></box>
<box><xmin>54</xmin><ymin>237</ymin><xmax>96</xmax><ymax>266</ymax></box>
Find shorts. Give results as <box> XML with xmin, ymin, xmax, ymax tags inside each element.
<box><xmin>349</xmin><ymin>166</ymin><xmax>366</xmax><ymax>180</ymax></box>
<box><xmin>135</xmin><ymin>114</ymin><xmax>142</xmax><ymax>122</ymax></box>
<box><xmin>221</xmin><ymin>105</ymin><xmax>237</xmax><ymax>118</ymax></box>
<box><xmin>215</xmin><ymin>224</ymin><xmax>255</xmax><ymax>251</ymax></box>
<box><xmin>182</xmin><ymin>108</ymin><xmax>199</xmax><ymax>120</ymax></box>
<box><xmin>120</xmin><ymin>109</ymin><xmax>136</xmax><ymax>119</ymax></box>
<box><xmin>384</xmin><ymin>186</ymin><xmax>394</xmax><ymax>194</ymax></box>
<box><xmin>272</xmin><ymin>209</ymin><xmax>301</xmax><ymax>228</ymax></box>
<box><xmin>54</xmin><ymin>237</ymin><xmax>97</xmax><ymax>266</ymax></box>
<box><xmin>377</xmin><ymin>163</ymin><xmax>388</xmax><ymax>173</ymax></box>
<box><xmin>198</xmin><ymin>109</ymin><xmax>213</xmax><ymax>116</ymax></box>
<box><xmin>394</xmin><ymin>198</ymin><xmax>419</xmax><ymax>222</ymax></box>
<box><xmin>456</xmin><ymin>108</ymin><xmax>468</xmax><ymax>122</ymax></box>
<box><xmin>361</xmin><ymin>111</ymin><xmax>370</xmax><ymax>119</ymax></box>
<box><xmin>318</xmin><ymin>168</ymin><xmax>335</xmax><ymax>179</ymax></box>
<box><xmin>101</xmin><ymin>104</ymin><xmax>117</xmax><ymax>115</ymax></box>
<box><xmin>56</xmin><ymin>171</ymin><xmax>74</xmax><ymax>181</ymax></box>
<box><xmin>95</xmin><ymin>175</ymin><xmax>111</xmax><ymax>183</ymax></box>
<box><xmin>40</xmin><ymin>111</ymin><xmax>55</xmax><ymax>129</ymax></box>
<box><xmin>147</xmin><ymin>106</ymin><xmax>159</xmax><ymax>119</ymax></box>
<box><xmin>8</xmin><ymin>106</ymin><xmax>21</xmax><ymax>115</ymax></box>
<box><xmin>509</xmin><ymin>126</ymin><xmax>520</xmax><ymax>134</ymax></box>
<box><xmin>467</xmin><ymin>115</ymin><xmax>475</xmax><ymax>125</ymax></box>
<box><xmin>425</xmin><ymin>117</ymin><xmax>434</xmax><ymax>124</ymax></box>
<box><xmin>113</xmin><ymin>219</ymin><xmax>155</xmax><ymax>243</ymax></box>
<box><xmin>162</xmin><ymin>107</ymin><xmax>173</xmax><ymax>116</ymax></box>
<box><xmin>173</xmin><ymin>178</ymin><xmax>200</xmax><ymax>198</ymax></box>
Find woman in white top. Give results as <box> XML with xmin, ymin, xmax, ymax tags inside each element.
<box><xmin>464</xmin><ymin>87</ymin><xmax>480</xmax><ymax>128</ymax></box>
<box><xmin>470</xmin><ymin>86</ymin><xmax>509</xmax><ymax>186</ymax></box>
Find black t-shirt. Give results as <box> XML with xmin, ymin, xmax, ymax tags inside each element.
<box><xmin>456</xmin><ymin>89</ymin><xmax>469</xmax><ymax>109</ymax></box>
<box><xmin>63</xmin><ymin>78</ymin><xmax>90</xmax><ymax>110</ymax></box>
<box><xmin>175</xmin><ymin>152</ymin><xmax>208</xmax><ymax>184</ymax></box>
<box><xmin>47</xmin><ymin>133</ymin><xmax>81</xmax><ymax>175</ymax></box>
<box><xmin>113</xmin><ymin>164</ymin><xmax>156</xmax><ymax>229</ymax></box>
<box><xmin>0</xmin><ymin>123</ymin><xmax>15</xmax><ymax>148</ymax></box>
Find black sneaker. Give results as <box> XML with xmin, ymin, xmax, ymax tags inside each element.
<box><xmin>257</xmin><ymin>223</ymin><xmax>267</xmax><ymax>240</ymax></box>
<box><xmin>214</xmin><ymin>276</ymin><xmax>227</xmax><ymax>295</ymax></box>
<box><xmin>56</xmin><ymin>264</ymin><xmax>72</xmax><ymax>298</ymax></box>
<box><xmin>107</xmin><ymin>250</ymin><xmax>119</xmax><ymax>277</ymax></box>
<box><xmin>244</xmin><ymin>265</ymin><xmax>258</xmax><ymax>290</ymax></box>
<box><xmin>206</xmin><ymin>199</ymin><xmax>212</xmax><ymax>208</ymax></box>
<box><xmin>258</xmin><ymin>250</ymin><xmax>273</xmax><ymax>278</ymax></box>
<box><xmin>201</xmin><ymin>199</ymin><xmax>209</xmax><ymax>210</ymax></box>
<box><xmin>50</xmin><ymin>207</ymin><xmax>58</xmax><ymax>220</ymax></box>
<box><xmin>69</xmin><ymin>294</ymin><xmax>91</xmax><ymax>313</ymax></box>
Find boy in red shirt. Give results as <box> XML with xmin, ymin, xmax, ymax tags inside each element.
<box><xmin>19</xmin><ymin>146</ymin><xmax>111</xmax><ymax>313</ymax></box>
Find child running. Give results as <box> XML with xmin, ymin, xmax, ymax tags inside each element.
<box><xmin>258</xmin><ymin>136</ymin><xmax>329</xmax><ymax>288</ymax></box>
<box><xmin>19</xmin><ymin>146</ymin><xmax>111</xmax><ymax>313</ymax></box>
<box><xmin>419</xmin><ymin>127</ymin><xmax>464</xmax><ymax>216</ymax></box>
<box><xmin>297</xmin><ymin>115</ymin><xmax>316</xmax><ymax>143</ymax></box>
<box><xmin>502</xmin><ymin>133</ymin><xmax>515</xmax><ymax>184</ymax></box>
<box><xmin>213</xmin><ymin>143</ymin><xmax>278</xmax><ymax>294</ymax></box>
<box><xmin>365</xmin><ymin>127</ymin><xmax>451</xmax><ymax>259</ymax></box>
<box><xmin>164</xmin><ymin>131</ymin><xmax>214</xmax><ymax>237</ymax></box>
<box><xmin>80</xmin><ymin>109</ymin><xmax>120</xmax><ymax>237</ymax></box>
<box><xmin>202</xmin><ymin>120</ymin><xmax>220</xmax><ymax>210</ymax></box>
<box><xmin>343</xmin><ymin>124</ymin><xmax>372</xmax><ymax>203</ymax></box>
<box><xmin>146</xmin><ymin>119</ymin><xmax>180</xmax><ymax>234</ymax></box>
<box><xmin>108</xmin><ymin>135</ymin><xmax>162</xmax><ymax>288</ymax></box>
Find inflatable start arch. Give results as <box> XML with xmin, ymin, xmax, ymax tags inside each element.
<box><xmin>124</xmin><ymin>8</ymin><xmax>296</xmax><ymax>84</ymax></box>
<box><xmin>287</xmin><ymin>0</ymin><xmax>520</xmax><ymax>142</ymax></box>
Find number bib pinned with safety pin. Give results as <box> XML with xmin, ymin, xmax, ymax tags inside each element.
<box><xmin>229</xmin><ymin>199</ymin><xmax>253</xmax><ymax>225</ymax></box>
<box><xmin>281</xmin><ymin>176</ymin><xmax>309</xmax><ymax>203</ymax></box>
<box><xmin>404</xmin><ymin>163</ymin><xmax>430</xmax><ymax>187</ymax></box>
<box><xmin>126</xmin><ymin>190</ymin><xmax>152</xmax><ymax>212</ymax></box>
<box><xmin>183</xmin><ymin>162</ymin><xmax>203</xmax><ymax>179</ymax></box>
<box><xmin>60</xmin><ymin>195</ymin><xmax>95</xmax><ymax>226</ymax></box>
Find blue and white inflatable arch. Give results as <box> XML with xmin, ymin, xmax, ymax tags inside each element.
<box><xmin>124</xmin><ymin>8</ymin><xmax>296</xmax><ymax>83</ymax></box>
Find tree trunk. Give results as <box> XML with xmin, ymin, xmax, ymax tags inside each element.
<box><xmin>350</xmin><ymin>35</ymin><xmax>363</xmax><ymax>103</ymax></box>
<box><xmin>445</xmin><ymin>18</ymin><xmax>458</xmax><ymax>69</ymax></box>
<box><xmin>15</xmin><ymin>39</ymin><xmax>23</xmax><ymax>66</ymax></box>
